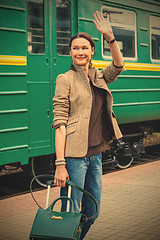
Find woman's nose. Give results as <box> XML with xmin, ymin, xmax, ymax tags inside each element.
<box><xmin>78</xmin><ymin>48</ymin><xmax>83</xmax><ymax>55</ymax></box>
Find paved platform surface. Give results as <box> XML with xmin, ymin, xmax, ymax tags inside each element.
<box><xmin>0</xmin><ymin>160</ymin><xmax>160</xmax><ymax>240</ymax></box>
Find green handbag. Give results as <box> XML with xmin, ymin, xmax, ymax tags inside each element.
<box><xmin>30</xmin><ymin>196</ymin><xmax>82</xmax><ymax>240</ymax></box>
<box><xmin>30</xmin><ymin>175</ymin><xmax>98</xmax><ymax>240</ymax></box>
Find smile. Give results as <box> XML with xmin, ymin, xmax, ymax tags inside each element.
<box><xmin>76</xmin><ymin>57</ymin><xmax>86</xmax><ymax>60</ymax></box>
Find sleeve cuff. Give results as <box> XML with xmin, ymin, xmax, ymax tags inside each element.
<box><xmin>51</xmin><ymin>123</ymin><xmax>66</xmax><ymax>129</ymax></box>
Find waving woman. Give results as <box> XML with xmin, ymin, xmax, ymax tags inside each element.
<box><xmin>52</xmin><ymin>11</ymin><xmax>125</xmax><ymax>239</ymax></box>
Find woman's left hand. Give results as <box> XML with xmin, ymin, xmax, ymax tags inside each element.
<box><xmin>93</xmin><ymin>11</ymin><xmax>114</xmax><ymax>42</ymax></box>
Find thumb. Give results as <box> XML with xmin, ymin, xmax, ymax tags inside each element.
<box><xmin>107</xmin><ymin>13</ymin><xmax>110</xmax><ymax>22</ymax></box>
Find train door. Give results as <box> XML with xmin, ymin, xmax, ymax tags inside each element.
<box><xmin>27</xmin><ymin>0</ymin><xmax>52</xmax><ymax>158</ymax></box>
<box><xmin>27</xmin><ymin>0</ymin><xmax>76</xmax><ymax>158</ymax></box>
<box><xmin>50</xmin><ymin>0</ymin><xmax>76</xmax><ymax>151</ymax></box>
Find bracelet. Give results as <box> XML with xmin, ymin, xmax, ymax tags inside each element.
<box><xmin>107</xmin><ymin>38</ymin><xmax>116</xmax><ymax>44</ymax></box>
<box><xmin>55</xmin><ymin>159</ymin><xmax>65</xmax><ymax>162</ymax></box>
<box><xmin>55</xmin><ymin>159</ymin><xmax>66</xmax><ymax>166</ymax></box>
<box><xmin>55</xmin><ymin>162</ymin><xmax>66</xmax><ymax>166</ymax></box>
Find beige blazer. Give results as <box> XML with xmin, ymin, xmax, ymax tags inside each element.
<box><xmin>52</xmin><ymin>62</ymin><xmax>125</xmax><ymax>157</ymax></box>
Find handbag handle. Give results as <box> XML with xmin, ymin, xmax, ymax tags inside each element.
<box><xmin>48</xmin><ymin>196</ymin><xmax>74</xmax><ymax>212</ymax></box>
<box><xmin>30</xmin><ymin>174</ymin><xmax>99</xmax><ymax>220</ymax></box>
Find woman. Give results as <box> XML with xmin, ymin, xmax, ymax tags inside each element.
<box><xmin>52</xmin><ymin>11</ymin><xmax>125</xmax><ymax>239</ymax></box>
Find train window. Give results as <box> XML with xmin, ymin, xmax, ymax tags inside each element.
<box><xmin>150</xmin><ymin>16</ymin><xmax>160</xmax><ymax>61</ymax></box>
<box><xmin>56</xmin><ymin>0</ymin><xmax>71</xmax><ymax>55</ymax></box>
<box><xmin>102</xmin><ymin>6</ymin><xmax>136</xmax><ymax>60</ymax></box>
<box><xmin>27</xmin><ymin>0</ymin><xmax>45</xmax><ymax>54</ymax></box>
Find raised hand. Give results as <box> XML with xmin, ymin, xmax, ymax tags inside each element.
<box><xmin>93</xmin><ymin>11</ymin><xmax>114</xmax><ymax>42</ymax></box>
<box><xmin>93</xmin><ymin>10</ymin><xmax>124</xmax><ymax>67</ymax></box>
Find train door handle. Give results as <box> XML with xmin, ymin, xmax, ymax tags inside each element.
<box><xmin>47</xmin><ymin>109</ymin><xmax>50</xmax><ymax>117</ymax></box>
<box><xmin>53</xmin><ymin>58</ymin><xmax>56</xmax><ymax>65</ymax></box>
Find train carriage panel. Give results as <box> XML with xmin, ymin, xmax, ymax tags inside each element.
<box><xmin>0</xmin><ymin>0</ymin><xmax>28</xmax><ymax>165</ymax></box>
<box><xmin>78</xmin><ymin>0</ymin><xmax>160</xmax><ymax>125</ymax></box>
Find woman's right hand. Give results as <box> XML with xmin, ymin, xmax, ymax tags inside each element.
<box><xmin>54</xmin><ymin>165</ymin><xmax>69</xmax><ymax>187</ymax></box>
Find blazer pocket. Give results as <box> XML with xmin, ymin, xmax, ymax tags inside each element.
<box><xmin>66</xmin><ymin>117</ymin><xmax>78</xmax><ymax>136</ymax></box>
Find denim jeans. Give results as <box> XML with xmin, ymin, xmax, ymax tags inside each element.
<box><xmin>60</xmin><ymin>153</ymin><xmax>102</xmax><ymax>240</ymax></box>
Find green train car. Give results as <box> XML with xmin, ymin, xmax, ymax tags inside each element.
<box><xmin>0</xmin><ymin>0</ymin><xmax>160</xmax><ymax>171</ymax></box>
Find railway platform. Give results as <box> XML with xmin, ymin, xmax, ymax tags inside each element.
<box><xmin>0</xmin><ymin>160</ymin><xmax>160</xmax><ymax>240</ymax></box>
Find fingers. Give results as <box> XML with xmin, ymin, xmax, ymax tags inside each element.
<box><xmin>93</xmin><ymin>11</ymin><xmax>103</xmax><ymax>30</ymax></box>
<box><xmin>107</xmin><ymin>13</ymin><xmax>110</xmax><ymax>22</ymax></box>
<box><xmin>54</xmin><ymin>179</ymin><xmax>66</xmax><ymax>187</ymax></box>
<box><xmin>93</xmin><ymin>18</ymin><xmax>99</xmax><ymax>29</ymax></box>
<box><xmin>94</xmin><ymin>11</ymin><xmax>110</xmax><ymax>23</ymax></box>
<box><xmin>93</xmin><ymin>12</ymin><xmax>99</xmax><ymax>26</ymax></box>
<box><xmin>54</xmin><ymin>168</ymin><xmax>69</xmax><ymax>188</ymax></box>
<box><xmin>54</xmin><ymin>177</ymin><xmax>66</xmax><ymax>187</ymax></box>
<box><xmin>98</xmin><ymin>11</ymin><xmax>104</xmax><ymax>21</ymax></box>
<box><xmin>94</xmin><ymin>11</ymin><xmax>104</xmax><ymax>22</ymax></box>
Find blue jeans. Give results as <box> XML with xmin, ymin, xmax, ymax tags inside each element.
<box><xmin>60</xmin><ymin>153</ymin><xmax>102</xmax><ymax>240</ymax></box>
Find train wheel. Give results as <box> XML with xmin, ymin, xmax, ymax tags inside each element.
<box><xmin>30</xmin><ymin>156</ymin><xmax>55</xmax><ymax>187</ymax></box>
<box><xmin>116</xmin><ymin>156</ymin><xmax>134</xmax><ymax>169</ymax></box>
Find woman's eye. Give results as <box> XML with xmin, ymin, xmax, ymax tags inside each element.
<box><xmin>72</xmin><ymin>46</ymin><xmax>89</xmax><ymax>50</ymax></box>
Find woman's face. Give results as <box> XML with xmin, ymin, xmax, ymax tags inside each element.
<box><xmin>70</xmin><ymin>37</ymin><xmax>94</xmax><ymax>67</ymax></box>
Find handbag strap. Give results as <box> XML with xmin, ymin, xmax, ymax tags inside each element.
<box><xmin>30</xmin><ymin>174</ymin><xmax>99</xmax><ymax>220</ymax></box>
<box><xmin>30</xmin><ymin>174</ymin><xmax>54</xmax><ymax>209</ymax></box>
<box><xmin>66</xmin><ymin>179</ymin><xmax>99</xmax><ymax>220</ymax></box>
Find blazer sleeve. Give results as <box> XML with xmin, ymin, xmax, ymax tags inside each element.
<box><xmin>51</xmin><ymin>73</ymin><xmax>70</xmax><ymax>129</ymax></box>
<box><xmin>100</xmin><ymin>61</ymin><xmax>126</xmax><ymax>84</ymax></box>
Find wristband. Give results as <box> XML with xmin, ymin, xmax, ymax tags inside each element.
<box><xmin>55</xmin><ymin>162</ymin><xmax>66</xmax><ymax>166</ymax></box>
<box><xmin>55</xmin><ymin>159</ymin><xmax>66</xmax><ymax>162</ymax></box>
<box><xmin>107</xmin><ymin>38</ymin><xmax>116</xmax><ymax>44</ymax></box>
<box><xmin>113</xmin><ymin>61</ymin><xmax>124</xmax><ymax>69</ymax></box>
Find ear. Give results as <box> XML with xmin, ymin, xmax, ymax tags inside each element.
<box><xmin>91</xmin><ymin>47</ymin><xmax>95</xmax><ymax>55</ymax></box>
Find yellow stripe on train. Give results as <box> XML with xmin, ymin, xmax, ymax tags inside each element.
<box><xmin>92</xmin><ymin>60</ymin><xmax>160</xmax><ymax>71</ymax></box>
<box><xmin>0</xmin><ymin>56</ymin><xmax>160</xmax><ymax>71</ymax></box>
<box><xmin>0</xmin><ymin>55</ymin><xmax>27</xmax><ymax>66</ymax></box>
